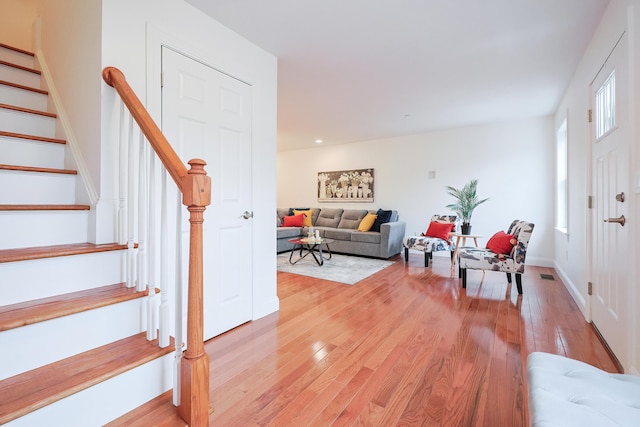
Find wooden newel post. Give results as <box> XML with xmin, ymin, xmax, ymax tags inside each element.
<box><xmin>179</xmin><ymin>159</ymin><xmax>211</xmax><ymax>426</ymax></box>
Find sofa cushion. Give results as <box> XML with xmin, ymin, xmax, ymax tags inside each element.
<box><xmin>357</xmin><ymin>213</ymin><xmax>377</xmax><ymax>231</ymax></box>
<box><xmin>324</xmin><ymin>228</ymin><xmax>354</xmax><ymax>241</ymax></box>
<box><xmin>277</xmin><ymin>227</ymin><xmax>304</xmax><ymax>239</ymax></box>
<box><xmin>283</xmin><ymin>214</ymin><xmax>304</xmax><ymax>227</ymax></box>
<box><xmin>277</xmin><ymin>208</ymin><xmax>290</xmax><ymax>224</ymax></box>
<box><xmin>351</xmin><ymin>232</ymin><xmax>381</xmax><ymax>244</ymax></box>
<box><xmin>315</xmin><ymin>208</ymin><xmax>344</xmax><ymax>228</ymax></box>
<box><xmin>371</xmin><ymin>209</ymin><xmax>392</xmax><ymax>232</ymax></box>
<box><xmin>425</xmin><ymin>221</ymin><xmax>452</xmax><ymax>241</ymax></box>
<box><xmin>486</xmin><ymin>231</ymin><xmax>516</xmax><ymax>255</ymax></box>
<box><xmin>337</xmin><ymin>209</ymin><xmax>368</xmax><ymax>229</ymax></box>
<box><xmin>293</xmin><ymin>209</ymin><xmax>314</xmax><ymax>227</ymax></box>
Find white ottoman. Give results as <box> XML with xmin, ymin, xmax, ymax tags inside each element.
<box><xmin>526</xmin><ymin>352</ymin><xmax>640</xmax><ymax>426</ymax></box>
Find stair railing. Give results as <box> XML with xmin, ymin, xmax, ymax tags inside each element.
<box><xmin>103</xmin><ymin>66</ymin><xmax>210</xmax><ymax>427</ymax></box>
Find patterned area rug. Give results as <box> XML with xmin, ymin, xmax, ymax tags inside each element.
<box><xmin>277</xmin><ymin>252</ymin><xmax>394</xmax><ymax>285</ymax></box>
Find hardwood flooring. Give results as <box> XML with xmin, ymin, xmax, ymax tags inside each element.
<box><xmin>111</xmin><ymin>254</ymin><xmax>618</xmax><ymax>426</ymax></box>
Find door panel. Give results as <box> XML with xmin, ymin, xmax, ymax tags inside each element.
<box><xmin>590</xmin><ymin>34</ymin><xmax>629</xmax><ymax>369</ymax></box>
<box><xmin>162</xmin><ymin>47</ymin><xmax>253</xmax><ymax>340</ymax></box>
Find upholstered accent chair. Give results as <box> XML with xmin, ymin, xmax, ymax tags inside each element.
<box><xmin>403</xmin><ymin>215</ymin><xmax>458</xmax><ymax>267</ymax></box>
<box><xmin>458</xmin><ymin>220</ymin><xmax>534</xmax><ymax>294</ymax></box>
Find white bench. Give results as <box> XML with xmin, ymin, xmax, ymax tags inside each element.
<box><xmin>526</xmin><ymin>352</ymin><xmax>640</xmax><ymax>426</ymax></box>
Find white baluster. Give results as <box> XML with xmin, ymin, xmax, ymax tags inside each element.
<box><xmin>137</xmin><ymin>133</ymin><xmax>148</xmax><ymax>293</ymax></box>
<box><xmin>127</xmin><ymin>118</ymin><xmax>137</xmax><ymax>288</ymax></box>
<box><xmin>159</xmin><ymin>169</ymin><xmax>170</xmax><ymax>348</ymax></box>
<box><xmin>147</xmin><ymin>154</ymin><xmax>158</xmax><ymax>341</ymax></box>
<box><xmin>173</xmin><ymin>189</ymin><xmax>184</xmax><ymax>405</ymax></box>
<box><xmin>118</xmin><ymin>102</ymin><xmax>127</xmax><ymax>247</ymax></box>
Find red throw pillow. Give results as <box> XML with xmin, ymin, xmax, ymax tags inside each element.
<box><xmin>486</xmin><ymin>231</ymin><xmax>517</xmax><ymax>255</ymax></box>
<box><xmin>282</xmin><ymin>213</ymin><xmax>304</xmax><ymax>227</ymax></box>
<box><xmin>425</xmin><ymin>221</ymin><xmax>452</xmax><ymax>241</ymax></box>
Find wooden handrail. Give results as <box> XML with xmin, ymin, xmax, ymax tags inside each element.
<box><xmin>102</xmin><ymin>67</ymin><xmax>188</xmax><ymax>192</ymax></box>
<box><xmin>102</xmin><ymin>67</ymin><xmax>211</xmax><ymax>426</ymax></box>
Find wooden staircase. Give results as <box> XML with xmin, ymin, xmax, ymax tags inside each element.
<box><xmin>0</xmin><ymin>43</ymin><xmax>175</xmax><ymax>425</ymax></box>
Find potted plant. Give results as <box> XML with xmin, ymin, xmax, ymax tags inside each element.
<box><xmin>445</xmin><ymin>179</ymin><xmax>489</xmax><ymax>235</ymax></box>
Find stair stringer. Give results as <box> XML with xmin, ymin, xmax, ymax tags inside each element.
<box><xmin>33</xmin><ymin>50</ymin><xmax>97</xmax><ymax>205</ymax></box>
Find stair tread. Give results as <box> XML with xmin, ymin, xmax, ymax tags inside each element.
<box><xmin>0</xmin><ymin>130</ymin><xmax>66</xmax><ymax>144</ymax></box>
<box><xmin>0</xmin><ymin>204</ymin><xmax>90</xmax><ymax>211</ymax></box>
<box><xmin>0</xmin><ymin>332</ymin><xmax>175</xmax><ymax>424</ymax></box>
<box><xmin>0</xmin><ymin>283</ymin><xmax>149</xmax><ymax>332</ymax></box>
<box><xmin>106</xmin><ymin>390</ymin><xmax>187</xmax><ymax>427</ymax></box>
<box><xmin>0</xmin><ymin>103</ymin><xmax>56</xmax><ymax>118</ymax></box>
<box><xmin>0</xmin><ymin>59</ymin><xmax>40</xmax><ymax>75</ymax></box>
<box><xmin>0</xmin><ymin>79</ymin><xmax>47</xmax><ymax>95</ymax></box>
<box><xmin>0</xmin><ymin>164</ymin><xmax>77</xmax><ymax>175</ymax></box>
<box><xmin>0</xmin><ymin>242</ymin><xmax>129</xmax><ymax>263</ymax></box>
<box><xmin>0</xmin><ymin>43</ymin><xmax>35</xmax><ymax>57</ymax></box>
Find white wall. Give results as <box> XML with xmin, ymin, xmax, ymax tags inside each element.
<box><xmin>553</xmin><ymin>0</ymin><xmax>640</xmax><ymax>373</ymax></box>
<box><xmin>100</xmin><ymin>0</ymin><xmax>279</xmax><ymax>320</ymax></box>
<box><xmin>278</xmin><ymin>116</ymin><xmax>554</xmax><ymax>266</ymax></box>
<box><xmin>0</xmin><ymin>0</ymin><xmax>37</xmax><ymax>51</ymax></box>
<box><xmin>32</xmin><ymin>0</ymin><xmax>102</xmax><ymax>196</ymax></box>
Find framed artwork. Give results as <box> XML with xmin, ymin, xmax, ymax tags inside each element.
<box><xmin>317</xmin><ymin>168</ymin><xmax>374</xmax><ymax>202</ymax></box>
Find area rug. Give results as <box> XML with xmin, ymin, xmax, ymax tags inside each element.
<box><xmin>277</xmin><ymin>252</ymin><xmax>394</xmax><ymax>285</ymax></box>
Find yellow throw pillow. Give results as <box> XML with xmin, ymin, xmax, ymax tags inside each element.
<box><xmin>293</xmin><ymin>209</ymin><xmax>314</xmax><ymax>227</ymax></box>
<box><xmin>357</xmin><ymin>213</ymin><xmax>378</xmax><ymax>232</ymax></box>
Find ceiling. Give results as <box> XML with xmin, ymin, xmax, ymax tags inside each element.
<box><xmin>185</xmin><ymin>0</ymin><xmax>610</xmax><ymax>151</ymax></box>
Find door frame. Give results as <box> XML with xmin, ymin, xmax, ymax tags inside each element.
<box><xmin>144</xmin><ymin>24</ymin><xmax>279</xmax><ymax>323</ymax></box>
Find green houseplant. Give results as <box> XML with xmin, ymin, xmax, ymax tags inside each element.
<box><xmin>445</xmin><ymin>179</ymin><xmax>489</xmax><ymax>235</ymax></box>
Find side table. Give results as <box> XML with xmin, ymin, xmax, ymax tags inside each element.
<box><xmin>450</xmin><ymin>232</ymin><xmax>483</xmax><ymax>269</ymax></box>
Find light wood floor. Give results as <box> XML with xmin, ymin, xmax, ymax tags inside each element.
<box><xmin>111</xmin><ymin>253</ymin><xmax>618</xmax><ymax>426</ymax></box>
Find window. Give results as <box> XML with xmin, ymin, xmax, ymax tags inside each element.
<box><xmin>556</xmin><ymin>118</ymin><xmax>568</xmax><ymax>233</ymax></box>
<box><xmin>595</xmin><ymin>69</ymin><xmax>616</xmax><ymax>139</ymax></box>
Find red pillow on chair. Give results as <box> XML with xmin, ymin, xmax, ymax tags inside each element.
<box><xmin>486</xmin><ymin>231</ymin><xmax>517</xmax><ymax>254</ymax></box>
<box><xmin>425</xmin><ymin>221</ymin><xmax>453</xmax><ymax>241</ymax></box>
<box><xmin>282</xmin><ymin>213</ymin><xmax>305</xmax><ymax>227</ymax></box>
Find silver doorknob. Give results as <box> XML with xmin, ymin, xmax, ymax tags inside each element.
<box><xmin>242</xmin><ymin>211</ymin><xmax>254</xmax><ymax>220</ymax></box>
<box><xmin>604</xmin><ymin>215</ymin><xmax>625</xmax><ymax>226</ymax></box>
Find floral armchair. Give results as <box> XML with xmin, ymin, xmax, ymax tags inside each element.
<box><xmin>458</xmin><ymin>220</ymin><xmax>534</xmax><ymax>294</ymax></box>
<box><xmin>403</xmin><ymin>215</ymin><xmax>458</xmax><ymax>267</ymax></box>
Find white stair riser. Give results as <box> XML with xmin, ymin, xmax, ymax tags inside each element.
<box><xmin>0</xmin><ymin>48</ymin><xmax>36</xmax><ymax>69</ymax></box>
<box><xmin>5</xmin><ymin>353</ymin><xmax>173</xmax><ymax>427</ymax></box>
<box><xmin>0</xmin><ymin>136</ymin><xmax>65</xmax><ymax>169</ymax></box>
<box><xmin>0</xmin><ymin>64</ymin><xmax>40</xmax><ymax>89</ymax></box>
<box><xmin>0</xmin><ymin>210</ymin><xmax>88</xmax><ymax>250</ymax></box>
<box><xmin>0</xmin><ymin>299</ymin><xmax>148</xmax><ymax>381</ymax></box>
<box><xmin>0</xmin><ymin>250</ymin><xmax>125</xmax><ymax>305</ymax></box>
<box><xmin>0</xmin><ymin>84</ymin><xmax>48</xmax><ymax>111</ymax></box>
<box><xmin>0</xmin><ymin>170</ymin><xmax>76</xmax><ymax>204</ymax></box>
<box><xmin>0</xmin><ymin>108</ymin><xmax>54</xmax><ymax>138</ymax></box>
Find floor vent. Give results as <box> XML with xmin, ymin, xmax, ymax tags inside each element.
<box><xmin>540</xmin><ymin>273</ymin><xmax>555</xmax><ymax>281</ymax></box>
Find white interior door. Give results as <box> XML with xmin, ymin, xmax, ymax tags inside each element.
<box><xmin>161</xmin><ymin>47</ymin><xmax>253</xmax><ymax>340</ymax></box>
<box><xmin>590</xmin><ymin>33</ymin><xmax>629</xmax><ymax>369</ymax></box>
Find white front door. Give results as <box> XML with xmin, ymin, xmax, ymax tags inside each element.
<box><xmin>161</xmin><ymin>47</ymin><xmax>253</xmax><ymax>340</ymax></box>
<box><xmin>590</xmin><ymin>33</ymin><xmax>630</xmax><ymax>369</ymax></box>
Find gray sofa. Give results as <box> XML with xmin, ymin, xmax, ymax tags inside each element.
<box><xmin>277</xmin><ymin>207</ymin><xmax>406</xmax><ymax>259</ymax></box>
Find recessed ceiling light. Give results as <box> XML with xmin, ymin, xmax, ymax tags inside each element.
<box><xmin>315</xmin><ymin>139</ymin><xmax>323</xmax><ymax>144</ymax></box>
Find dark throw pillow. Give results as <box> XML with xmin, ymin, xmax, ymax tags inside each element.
<box><xmin>371</xmin><ymin>209</ymin><xmax>392</xmax><ymax>232</ymax></box>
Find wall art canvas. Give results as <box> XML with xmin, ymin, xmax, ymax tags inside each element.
<box><xmin>317</xmin><ymin>168</ymin><xmax>374</xmax><ymax>202</ymax></box>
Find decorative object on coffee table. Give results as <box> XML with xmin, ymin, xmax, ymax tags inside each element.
<box><xmin>445</xmin><ymin>179</ymin><xmax>489</xmax><ymax>235</ymax></box>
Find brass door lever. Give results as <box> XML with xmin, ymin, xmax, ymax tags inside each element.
<box><xmin>604</xmin><ymin>215</ymin><xmax>625</xmax><ymax>226</ymax></box>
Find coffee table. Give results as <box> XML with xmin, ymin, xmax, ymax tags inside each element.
<box><xmin>288</xmin><ymin>237</ymin><xmax>335</xmax><ymax>266</ymax></box>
